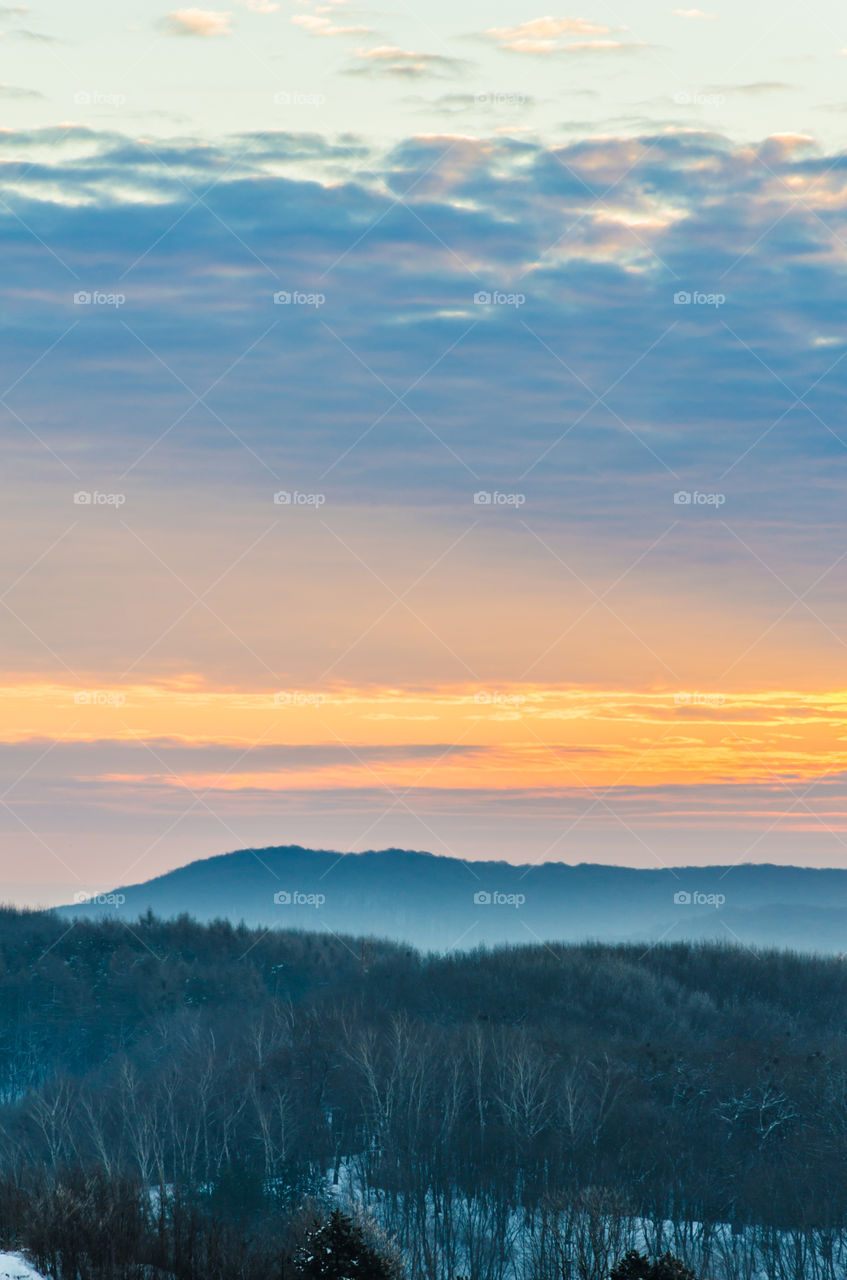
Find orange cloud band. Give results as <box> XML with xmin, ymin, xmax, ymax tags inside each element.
<box><xmin>4</xmin><ymin>680</ymin><xmax>847</xmax><ymax>793</ymax></box>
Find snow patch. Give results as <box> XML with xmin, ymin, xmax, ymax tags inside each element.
<box><xmin>0</xmin><ymin>1254</ymin><xmax>48</xmax><ymax>1280</ymax></box>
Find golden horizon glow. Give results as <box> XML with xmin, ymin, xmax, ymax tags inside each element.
<box><xmin>4</xmin><ymin>679</ymin><xmax>847</xmax><ymax>793</ymax></box>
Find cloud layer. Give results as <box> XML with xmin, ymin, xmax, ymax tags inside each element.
<box><xmin>165</xmin><ymin>8</ymin><xmax>232</xmax><ymax>36</ymax></box>
<box><xmin>3</xmin><ymin>123</ymin><xmax>847</xmax><ymax>881</ymax></box>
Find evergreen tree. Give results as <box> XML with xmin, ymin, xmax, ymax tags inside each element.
<box><xmin>611</xmin><ymin>1251</ymin><xmax>701</xmax><ymax>1280</ymax></box>
<box><xmin>293</xmin><ymin>1209</ymin><xmax>400</xmax><ymax>1280</ymax></box>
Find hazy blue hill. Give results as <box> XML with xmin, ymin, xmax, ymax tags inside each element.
<box><xmin>55</xmin><ymin>845</ymin><xmax>847</xmax><ymax>952</ymax></box>
<box><xmin>656</xmin><ymin>902</ymin><xmax>847</xmax><ymax>952</ymax></box>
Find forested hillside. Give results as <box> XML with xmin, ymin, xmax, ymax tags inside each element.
<box><xmin>2</xmin><ymin>908</ymin><xmax>847</xmax><ymax>1280</ymax></box>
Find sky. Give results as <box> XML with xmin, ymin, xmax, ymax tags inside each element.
<box><xmin>3</xmin><ymin>0</ymin><xmax>847</xmax><ymax>904</ymax></box>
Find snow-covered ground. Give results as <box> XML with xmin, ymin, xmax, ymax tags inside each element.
<box><xmin>0</xmin><ymin>1254</ymin><xmax>46</xmax><ymax>1280</ymax></box>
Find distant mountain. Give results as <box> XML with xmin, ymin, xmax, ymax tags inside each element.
<box><xmin>55</xmin><ymin>846</ymin><xmax>847</xmax><ymax>953</ymax></box>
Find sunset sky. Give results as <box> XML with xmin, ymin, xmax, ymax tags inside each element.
<box><xmin>4</xmin><ymin>0</ymin><xmax>847</xmax><ymax>903</ymax></box>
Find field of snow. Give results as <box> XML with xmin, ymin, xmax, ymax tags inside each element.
<box><xmin>0</xmin><ymin>1254</ymin><xmax>46</xmax><ymax>1280</ymax></box>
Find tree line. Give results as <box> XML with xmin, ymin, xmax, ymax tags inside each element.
<box><xmin>2</xmin><ymin>908</ymin><xmax>847</xmax><ymax>1279</ymax></box>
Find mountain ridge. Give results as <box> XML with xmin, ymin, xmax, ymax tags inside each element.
<box><xmin>54</xmin><ymin>845</ymin><xmax>847</xmax><ymax>952</ymax></box>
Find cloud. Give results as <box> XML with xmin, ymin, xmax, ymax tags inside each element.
<box><xmin>2</xmin><ymin>27</ymin><xmax>59</xmax><ymax>41</ymax></box>
<box><xmin>2</xmin><ymin>125</ymin><xmax>847</xmax><ymax>709</ymax></box>
<box><xmin>706</xmin><ymin>81</ymin><xmax>794</xmax><ymax>95</ymax></box>
<box><xmin>165</xmin><ymin>8</ymin><xmax>232</xmax><ymax>35</ymax></box>
<box><xmin>244</xmin><ymin>0</ymin><xmax>278</xmax><ymax>9</ymax></box>
<box><xmin>484</xmin><ymin>15</ymin><xmax>615</xmax><ymax>53</ymax></box>
<box><xmin>291</xmin><ymin>12</ymin><xmax>369</xmax><ymax>36</ymax></box>
<box><xmin>0</xmin><ymin>81</ymin><xmax>42</xmax><ymax>97</ymax></box>
<box><xmin>0</xmin><ymin>5</ymin><xmax>58</xmax><ymax>41</ymax></box>
<box><xmin>4</xmin><ymin>121</ymin><xmax>847</xmax><ymax>877</ymax></box>
<box><xmin>5</xmin><ymin>706</ymin><xmax>847</xmax><ymax>881</ymax></box>
<box><xmin>672</xmin><ymin>7</ymin><xmax>716</xmax><ymax>17</ymax></box>
<box><xmin>349</xmin><ymin>45</ymin><xmax>469</xmax><ymax>77</ymax></box>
